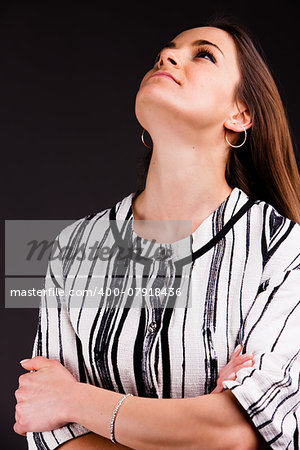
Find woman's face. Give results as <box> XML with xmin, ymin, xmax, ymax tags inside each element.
<box><xmin>135</xmin><ymin>26</ymin><xmax>243</xmax><ymax>134</ymax></box>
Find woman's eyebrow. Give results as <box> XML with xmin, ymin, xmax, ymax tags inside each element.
<box><xmin>158</xmin><ymin>39</ymin><xmax>224</xmax><ymax>57</ymax></box>
<box><xmin>192</xmin><ymin>39</ymin><xmax>224</xmax><ymax>57</ymax></box>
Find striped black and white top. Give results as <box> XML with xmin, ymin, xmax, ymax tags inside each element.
<box><xmin>26</xmin><ymin>187</ymin><xmax>300</xmax><ymax>450</ymax></box>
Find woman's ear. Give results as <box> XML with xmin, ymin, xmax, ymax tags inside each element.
<box><xmin>224</xmin><ymin>106</ymin><xmax>252</xmax><ymax>133</ymax></box>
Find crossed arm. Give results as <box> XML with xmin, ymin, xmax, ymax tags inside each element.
<box><xmin>15</xmin><ymin>347</ymin><xmax>265</xmax><ymax>450</ymax></box>
<box><xmin>57</xmin><ymin>387</ymin><xmax>264</xmax><ymax>450</ymax></box>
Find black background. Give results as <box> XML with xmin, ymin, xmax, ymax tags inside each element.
<box><xmin>2</xmin><ymin>1</ymin><xmax>299</xmax><ymax>448</ymax></box>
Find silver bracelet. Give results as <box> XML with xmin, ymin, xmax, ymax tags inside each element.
<box><xmin>110</xmin><ymin>393</ymin><xmax>133</xmax><ymax>444</ymax></box>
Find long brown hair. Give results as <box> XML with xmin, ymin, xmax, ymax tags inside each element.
<box><xmin>135</xmin><ymin>17</ymin><xmax>300</xmax><ymax>223</ymax></box>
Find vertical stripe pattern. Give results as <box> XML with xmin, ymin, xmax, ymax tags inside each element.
<box><xmin>26</xmin><ymin>187</ymin><xmax>300</xmax><ymax>449</ymax></box>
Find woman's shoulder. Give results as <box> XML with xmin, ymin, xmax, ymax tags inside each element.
<box><xmin>249</xmin><ymin>194</ymin><xmax>300</xmax><ymax>272</ymax></box>
<box><xmin>53</xmin><ymin>191</ymin><xmax>133</xmax><ymax>249</ymax></box>
<box><xmin>250</xmin><ymin>194</ymin><xmax>300</xmax><ymax>236</ymax></box>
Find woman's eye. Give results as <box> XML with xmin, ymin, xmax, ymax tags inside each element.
<box><xmin>195</xmin><ymin>50</ymin><xmax>216</xmax><ymax>64</ymax></box>
<box><xmin>154</xmin><ymin>48</ymin><xmax>216</xmax><ymax>65</ymax></box>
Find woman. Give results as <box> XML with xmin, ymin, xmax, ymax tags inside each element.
<box><xmin>14</xmin><ymin>18</ymin><xmax>300</xmax><ymax>449</ymax></box>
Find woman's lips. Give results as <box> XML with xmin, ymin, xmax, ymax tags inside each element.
<box><xmin>149</xmin><ymin>71</ymin><xmax>180</xmax><ymax>84</ymax></box>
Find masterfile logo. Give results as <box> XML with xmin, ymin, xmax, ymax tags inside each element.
<box><xmin>5</xmin><ymin>219</ymin><xmax>194</xmax><ymax>309</ymax></box>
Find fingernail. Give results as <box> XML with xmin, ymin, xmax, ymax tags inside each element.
<box><xmin>19</xmin><ymin>359</ymin><xmax>30</xmax><ymax>364</ymax></box>
<box><xmin>228</xmin><ymin>372</ymin><xmax>236</xmax><ymax>379</ymax></box>
<box><xmin>233</xmin><ymin>344</ymin><xmax>242</xmax><ymax>354</ymax></box>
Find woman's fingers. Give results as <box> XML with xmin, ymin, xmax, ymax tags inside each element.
<box><xmin>211</xmin><ymin>371</ymin><xmax>237</xmax><ymax>394</ymax></box>
<box><xmin>228</xmin><ymin>347</ymin><xmax>254</xmax><ymax>370</ymax></box>
<box><xmin>220</xmin><ymin>358</ymin><xmax>254</xmax><ymax>380</ymax></box>
<box><xmin>212</xmin><ymin>345</ymin><xmax>255</xmax><ymax>394</ymax></box>
<box><xmin>230</xmin><ymin>344</ymin><xmax>243</xmax><ymax>360</ymax></box>
<box><xmin>227</xmin><ymin>372</ymin><xmax>236</xmax><ymax>380</ymax></box>
<box><xmin>234</xmin><ymin>351</ymin><xmax>253</xmax><ymax>362</ymax></box>
<box><xmin>234</xmin><ymin>359</ymin><xmax>254</xmax><ymax>371</ymax></box>
<box><xmin>217</xmin><ymin>350</ymin><xmax>254</xmax><ymax>380</ymax></box>
<box><xmin>231</xmin><ymin>352</ymin><xmax>254</xmax><ymax>369</ymax></box>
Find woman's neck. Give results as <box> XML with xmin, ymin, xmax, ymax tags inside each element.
<box><xmin>134</xmin><ymin>145</ymin><xmax>232</xmax><ymax>219</ymax></box>
<box><xmin>132</xmin><ymin>143</ymin><xmax>232</xmax><ymax>240</ymax></box>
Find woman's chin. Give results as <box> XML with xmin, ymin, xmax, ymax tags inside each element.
<box><xmin>136</xmin><ymin>87</ymin><xmax>182</xmax><ymax>117</ymax></box>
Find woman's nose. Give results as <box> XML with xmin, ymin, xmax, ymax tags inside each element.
<box><xmin>157</xmin><ymin>49</ymin><xmax>181</xmax><ymax>68</ymax></box>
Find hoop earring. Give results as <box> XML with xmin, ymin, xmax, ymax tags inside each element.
<box><xmin>141</xmin><ymin>128</ymin><xmax>153</xmax><ymax>149</ymax></box>
<box><xmin>225</xmin><ymin>126</ymin><xmax>247</xmax><ymax>148</ymax></box>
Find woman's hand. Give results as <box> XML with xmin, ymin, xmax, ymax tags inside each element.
<box><xmin>211</xmin><ymin>344</ymin><xmax>254</xmax><ymax>394</ymax></box>
<box><xmin>14</xmin><ymin>356</ymin><xmax>78</xmax><ymax>436</ymax></box>
<box><xmin>13</xmin><ymin>349</ymin><xmax>254</xmax><ymax>436</ymax></box>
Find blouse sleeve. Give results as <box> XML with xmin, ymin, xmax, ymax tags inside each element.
<box><xmin>26</xmin><ymin>231</ymin><xmax>92</xmax><ymax>450</ymax></box>
<box><xmin>222</xmin><ymin>237</ymin><xmax>300</xmax><ymax>449</ymax></box>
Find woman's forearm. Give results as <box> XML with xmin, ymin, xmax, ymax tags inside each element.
<box><xmin>59</xmin><ymin>431</ymin><xmax>133</xmax><ymax>449</ymax></box>
<box><xmin>65</xmin><ymin>383</ymin><xmax>261</xmax><ymax>450</ymax></box>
